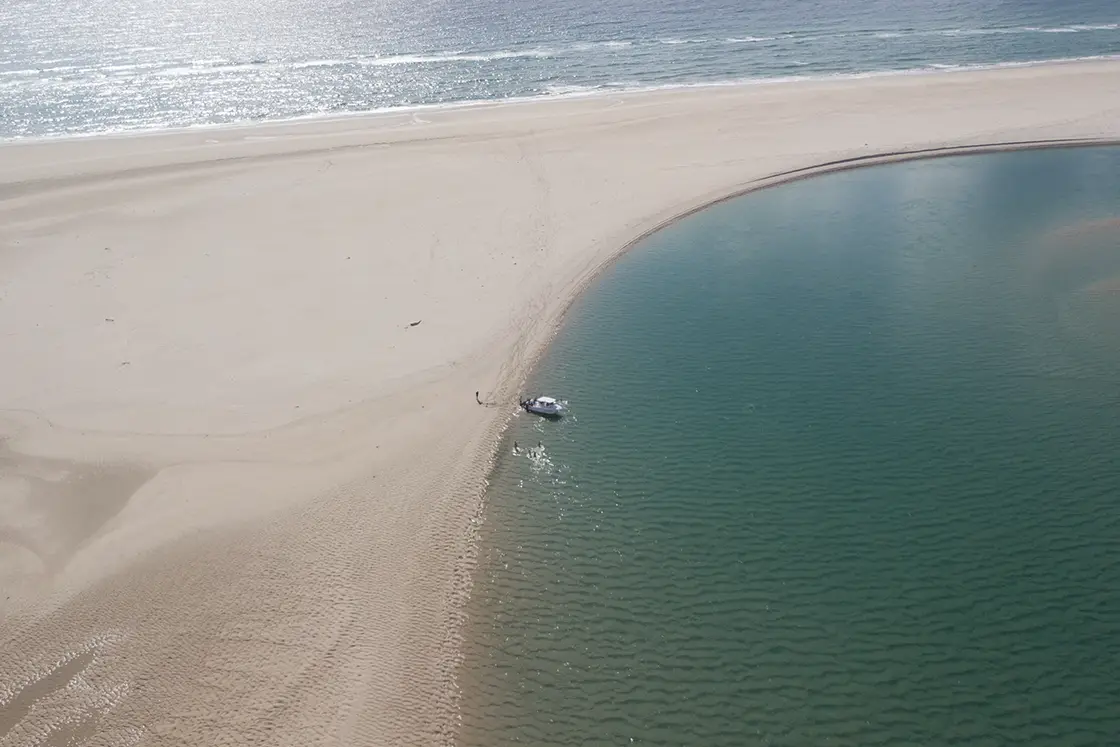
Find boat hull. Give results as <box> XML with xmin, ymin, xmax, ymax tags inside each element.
<box><xmin>521</xmin><ymin>398</ymin><xmax>565</xmax><ymax>418</ymax></box>
<box><xmin>525</xmin><ymin>405</ymin><xmax>563</xmax><ymax>418</ymax></box>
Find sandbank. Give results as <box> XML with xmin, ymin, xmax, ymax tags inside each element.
<box><xmin>1</xmin><ymin>59</ymin><xmax>1119</xmax><ymax>746</ymax></box>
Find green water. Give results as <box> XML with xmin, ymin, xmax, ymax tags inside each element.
<box><xmin>459</xmin><ymin>147</ymin><xmax>1120</xmax><ymax>747</ymax></box>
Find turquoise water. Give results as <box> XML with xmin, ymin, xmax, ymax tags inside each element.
<box><xmin>459</xmin><ymin>147</ymin><xmax>1120</xmax><ymax>746</ymax></box>
<box><xmin>1</xmin><ymin>0</ymin><xmax>1118</xmax><ymax>138</ymax></box>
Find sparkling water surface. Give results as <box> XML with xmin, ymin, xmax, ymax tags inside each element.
<box><xmin>459</xmin><ymin>147</ymin><xmax>1120</xmax><ymax>746</ymax></box>
<box><xmin>1</xmin><ymin>0</ymin><xmax>1118</xmax><ymax>137</ymax></box>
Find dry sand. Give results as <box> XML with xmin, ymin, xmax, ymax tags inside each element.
<box><xmin>1</xmin><ymin>59</ymin><xmax>1119</xmax><ymax>746</ymax></box>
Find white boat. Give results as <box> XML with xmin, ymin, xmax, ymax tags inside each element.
<box><xmin>521</xmin><ymin>396</ymin><xmax>565</xmax><ymax>418</ymax></box>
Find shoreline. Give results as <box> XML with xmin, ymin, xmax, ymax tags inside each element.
<box><xmin>458</xmin><ymin>142</ymin><xmax>1120</xmax><ymax>747</ymax></box>
<box><xmin>492</xmin><ymin>126</ymin><xmax>1120</xmax><ymax>394</ymax></box>
<box><xmin>2</xmin><ymin>59</ymin><xmax>1119</xmax><ymax>745</ymax></box>
<box><xmin>456</xmin><ymin>136</ymin><xmax>1120</xmax><ymax>747</ymax></box>
<box><xmin>515</xmin><ymin>134</ymin><xmax>1120</xmax><ymax>377</ymax></box>
<box><xmin>2</xmin><ymin>53</ymin><xmax>1118</xmax><ymax>146</ymax></box>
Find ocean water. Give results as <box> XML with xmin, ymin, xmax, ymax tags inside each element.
<box><xmin>0</xmin><ymin>0</ymin><xmax>1118</xmax><ymax>138</ymax></box>
<box><xmin>458</xmin><ymin>146</ymin><xmax>1120</xmax><ymax>746</ymax></box>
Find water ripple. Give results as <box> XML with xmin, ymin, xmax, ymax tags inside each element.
<box><xmin>2</xmin><ymin>0</ymin><xmax>1119</xmax><ymax>137</ymax></box>
<box><xmin>459</xmin><ymin>148</ymin><xmax>1120</xmax><ymax>746</ymax></box>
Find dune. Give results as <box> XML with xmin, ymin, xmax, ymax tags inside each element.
<box><xmin>1</xmin><ymin>59</ymin><xmax>1119</xmax><ymax>746</ymax></box>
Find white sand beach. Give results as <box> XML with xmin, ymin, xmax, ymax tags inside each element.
<box><xmin>2</xmin><ymin>59</ymin><xmax>1119</xmax><ymax>745</ymax></box>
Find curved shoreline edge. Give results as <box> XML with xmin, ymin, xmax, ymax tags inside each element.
<box><xmin>493</xmin><ymin>134</ymin><xmax>1120</xmax><ymax>430</ymax></box>
<box><xmin>1</xmin><ymin>59</ymin><xmax>1118</xmax><ymax>746</ymax></box>
<box><xmin>448</xmin><ymin>136</ymin><xmax>1120</xmax><ymax>742</ymax></box>
<box><xmin>449</xmin><ymin>136</ymin><xmax>1120</xmax><ymax>747</ymax></box>
<box><xmin>456</xmin><ymin>141</ymin><xmax>1120</xmax><ymax>747</ymax></box>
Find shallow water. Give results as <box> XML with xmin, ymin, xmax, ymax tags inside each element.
<box><xmin>1</xmin><ymin>0</ymin><xmax>1118</xmax><ymax>137</ymax></box>
<box><xmin>459</xmin><ymin>147</ymin><xmax>1120</xmax><ymax>746</ymax></box>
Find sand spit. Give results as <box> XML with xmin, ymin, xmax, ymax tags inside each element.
<box><xmin>1</xmin><ymin>59</ymin><xmax>1119</xmax><ymax>746</ymax></box>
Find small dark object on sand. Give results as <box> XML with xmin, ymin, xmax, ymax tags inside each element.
<box><xmin>407</xmin><ymin>320</ymin><xmax>422</xmax><ymax>328</ymax></box>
